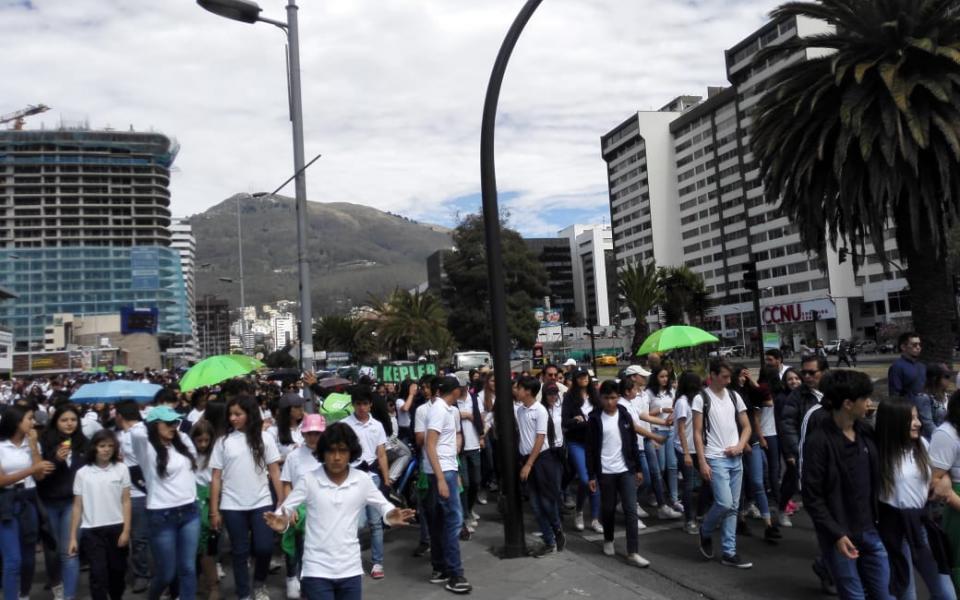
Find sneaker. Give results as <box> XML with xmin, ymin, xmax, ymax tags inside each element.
<box><xmin>477</xmin><ymin>490</ymin><xmax>488</xmax><ymax>505</ymax></box>
<box><xmin>470</xmin><ymin>510</ymin><xmax>480</xmax><ymax>521</ymax></box>
<box><xmin>721</xmin><ymin>554</ymin><xmax>753</xmax><ymax>569</ymax></box>
<box><xmin>429</xmin><ymin>570</ymin><xmax>448</xmax><ymax>584</ymax></box>
<box><xmin>636</xmin><ymin>504</ymin><xmax>649</xmax><ymax>518</ymax></box>
<box><xmin>467</xmin><ymin>519</ymin><xmax>478</xmax><ymax>530</ymax></box>
<box><xmin>603</xmin><ymin>541</ymin><xmax>615</xmax><ymax>556</ymax></box>
<box><xmin>637</xmin><ymin>518</ymin><xmax>647</xmax><ymax>530</ymax></box>
<box><xmin>813</xmin><ymin>559</ymin><xmax>838</xmax><ymax>596</ymax></box>
<box><xmin>574</xmin><ymin>513</ymin><xmax>584</xmax><ymax>531</ymax></box>
<box><xmin>657</xmin><ymin>505</ymin><xmax>683</xmax><ymax>520</ymax></box>
<box><xmin>269</xmin><ymin>556</ymin><xmax>283</xmax><ymax>573</ymax></box>
<box><xmin>698</xmin><ymin>529</ymin><xmax>714</xmax><ymax>560</ymax></box>
<box><xmin>445</xmin><ymin>575</ymin><xmax>473</xmax><ymax>594</ymax></box>
<box><xmin>52</xmin><ymin>584</ymin><xmax>65</xmax><ymax>600</ymax></box>
<box><xmin>133</xmin><ymin>577</ymin><xmax>150</xmax><ymax>593</ymax></box>
<box><xmin>563</xmin><ymin>496</ymin><xmax>576</xmax><ymax>510</ymax></box>
<box><xmin>778</xmin><ymin>512</ymin><xmax>793</xmax><ymax>528</ymax></box>
<box><xmin>555</xmin><ymin>528</ymin><xmax>566</xmax><ymax>551</ymax></box>
<box><xmin>671</xmin><ymin>501</ymin><xmax>685</xmax><ymax>514</ymax></box>
<box><xmin>531</xmin><ymin>543</ymin><xmax>557</xmax><ymax>558</ymax></box>
<box><xmin>591</xmin><ymin>519</ymin><xmax>604</xmax><ymax>533</ymax></box>
<box><xmin>413</xmin><ymin>542</ymin><xmax>431</xmax><ymax>557</ymax></box>
<box><xmin>459</xmin><ymin>526</ymin><xmax>472</xmax><ymax>541</ymax></box>
<box><xmin>765</xmin><ymin>525</ymin><xmax>782</xmax><ymax>542</ymax></box>
<box><xmin>683</xmin><ymin>520</ymin><xmax>699</xmax><ymax>535</ymax></box>
<box><xmin>627</xmin><ymin>553</ymin><xmax>651</xmax><ymax>568</ymax></box>
<box><xmin>745</xmin><ymin>503</ymin><xmax>762</xmax><ymax>519</ymax></box>
<box><xmin>217</xmin><ymin>562</ymin><xmax>225</xmax><ymax>580</ymax></box>
<box><xmin>371</xmin><ymin>564</ymin><xmax>385</xmax><ymax>579</ymax></box>
<box><xmin>785</xmin><ymin>500</ymin><xmax>798</xmax><ymax>516</ymax></box>
<box><xmin>286</xmin><ymin>576</ymin><xmax>301</xmax><ymax>598</ymax></box>
<box><xmin>254</xmin><ymin>585</ymin><xmax>271</xmax><ymax>600</ymax></box>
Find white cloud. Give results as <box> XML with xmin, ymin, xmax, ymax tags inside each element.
<box><xmin>2</xmin><ymin>0</ymin><xmax>776</xmax><ymax>235</ymax></box>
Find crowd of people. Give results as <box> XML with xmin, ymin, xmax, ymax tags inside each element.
<box><xmin>0</xmin><ymin>331</ymin><xmax>958</xmax><ymax>600</ymax></box>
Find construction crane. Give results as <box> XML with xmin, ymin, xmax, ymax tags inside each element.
<box><xmin>0</xmin><ymin>104</ymin><xmax>50</xmax><ymax>130</ymax></box>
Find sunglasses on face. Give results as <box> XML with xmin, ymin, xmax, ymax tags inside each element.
<box><xmin>801</xmin><ymin>370</ymin><xmax>819</xmax><ymax>376</ymax></box>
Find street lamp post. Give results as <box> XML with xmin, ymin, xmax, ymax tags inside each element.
<box><xmin>236</xmin><ymin>194</ymin><xmax>247</xmax><ymax>354</ymax></box>
<box><xmin>198</xmin><ymin>0</ymin><xmax>314</xmax><ymax>373</ymax></box>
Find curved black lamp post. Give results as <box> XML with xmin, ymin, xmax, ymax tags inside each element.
<box><xmin>482</xmin><ymin>0</ymin><xmax>543</xmax><ymax>559</ymax></box>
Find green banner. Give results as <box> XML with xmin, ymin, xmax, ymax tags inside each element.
<box><xmin>370</xmin><ymin>363</ymin><xmax>439</xmax><ymax>383</ymax></box>
<box><xmin>763</xmin><ymin>332</ymin><xmax>780</xmax><ymax>350</ymax></box>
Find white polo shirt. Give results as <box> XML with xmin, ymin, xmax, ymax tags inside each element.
<box><xmin>279</xmin><ymin>467</ymin><xmax>395</xmax><ymax>579</ymax></box>
<box><xmin>342</xmin><ymin>414</ymin><xmax>387</xmax><ymax>467</ymax></box>
<box><xmin>73</xmin><ymin>462</ymin><xmax>130</xmax><ymax>529</ymax></box>
<box><xmin>515</xmin><ymin>401</ymin><xmax>548</xmax><ymax>456</ymax></box>
<box><xmin>0</xmin><ymin>438</ymin><xmax>35</xmax><ymax>488</ymax></box>
<box><xmin>414</xmin><ymin>397</ymin><xmax>436</xmax><ymax>467</ymax></box>
<box><xmin>210</xmin><ymin>430</ymin><xmax>281</xmax><ymax>510</ymax></box>
<box><xmin>280</xmin><ymin>444</ymin><xmax>320</xmax><ymax>487</ymax></box>
<box><xmin>424</xmin><ymin>399</ymin><xmax>460</xmax><ymax>474</ymax></box>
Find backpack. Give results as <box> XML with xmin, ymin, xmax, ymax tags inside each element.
<box><xmin>698</xmin><ymin>388</ymin><xmax>742</xmax><ymax>446</ymax></box>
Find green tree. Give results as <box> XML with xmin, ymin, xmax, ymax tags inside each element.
<box><xmin>264</xmin><ymin>346</ymin><xmax>296</xmax><ymax>369</ymax></box>
<box><xmin>370</xmin><ymin>288</ymin><xmax>450</xmax><ymax>358</ymax></box>
<box><xmin>752</xmin><ymin>0</ymin><xmax>960</xmax><ymax>364</ymax></box>
<box><xmin>442</xmin><ymin>214</ymin><xmax>549</xmax><ymax>350</ymax></box>
<box><xmin>658</xmin><ymin>266</ymin><xmax>708</xmax><ymax>325</ymax></box>
<box><xmin>617</xmin><ymin>262</ymin><xmax>664</xmax><ymax>354</ymax></box>
<box><xmin>313</xmin><ymin>315</ymin><xmax>372</xmax><ymax>360</ymax></box>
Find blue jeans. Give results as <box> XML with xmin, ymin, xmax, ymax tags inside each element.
<box><xmin>526</xmin><ymin>451</ymin><xmax>562</xmax><ymax>545</ymax></box>
<box><xmin>675</xmin><ymin>450</ymin><xmax>702</xmax><ymax>522</ymax></box>
<box><xmin>641</xmin><ymin>439</ymin><xmax>666</xmax><ymax>506</ymax></box>
<box><xmin>0</xmin><ymin>491</ymin><xmax>38</xmax><ymax>600</ymax></box>
<box><xmin>899</xmin><ymin>538</ymin><xmax>956</xmax><ymax>600</ymax></box>
<box><xmin>129</xmin><ymin>495</ymin><xmax>150</xmax><ymax>581</ymax></box>
<box><xmin>599</xmin><ymin>472</ymin><xmax>640</xmax><ymax>554</ymax></box>
<box><xmin>43</xmin><ymin>498</ymin><xmax>80</xmax><ymax>599</ymax></box>
<box><xmin>221</xmin><ymin>505</ymin><xmax>274</xmax><ymax>598</ymax></box>
<box><xmin>744</xmin><ymin>443</ymin><xmax>770</xmax><ymax>519</ymax></box>
<box><xmin>359</xmin><ymin>473</ymin><xmax>384</xmax><ymax>565</ymax></box>
<box><xmin>567</xmin><ymin>442</ymin><xmax>600</xmax><ymax>518</ymax></box>
<box><xmin>301</xmin><ymin>575</ymin><xmax>362</xmax><ymax>600</ymax></box>
<box><xmin>702</xmin><ymin>456</ymin><xmax>743</xmax><ymax>558</ymax></box>
<box><xmin>819</xmin><ymin>528</ymin><xmax>895</xmax><ymax>600</ymax></box>
<box><xmin>146</xmin><ymin>502</ymin><xmax>200</xmax><ymax>600</ymax></box>
<box><xmin>654</xmin><ymin>428</ymin><xmax>679</xmax><ymax>504</ymax></box>
<box><xmin>426</xmin><ymin>471</ymin><xmax>464</xmax><ymax>577</ymax></box>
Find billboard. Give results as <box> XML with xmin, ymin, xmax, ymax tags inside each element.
<box><xmin>533</xmin><ymin>307</ymin><xmax>562</xmax><ymax>327</ymax></box>
<box><xmin>121</xmin><ymin>307</ymin><xmax>159</xmax><ymax>334</ymax></box>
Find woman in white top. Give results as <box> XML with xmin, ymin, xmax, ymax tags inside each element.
<box><xmin>210</xmin><ymin>394</ymin><xmax>282</xmax><ymax>600</ymax></box>
<box><xmin>131</xmin><ymin>405</ymin><xmax>201</xmax><ymax>600</ymax></box>
<box><xmin>190</xmin><ymin>419</ymin><xmax>220</xmax><ymax>599</ymax></box>
<box><xmin>646</xmin><ymin>367</ymin><xmax>680</xmax><ymax>510</ymax></box>
<box><xmin>0</xmin><ymin>404</ymin><xmax>55</xmax><ymax>600</ymax></box>
<box><xmin>673</xmin><ymin>372</ymin><xmax>705</xmax><ymax>534</ymax></box>
<box><xmin>878</xmin><ymin>399</ymin><xmax>956</xmax><ymax>600</ymax></box>
<box><xmin>270</xmin><ymin>393</ymin><xmax>306</xmax><ymax>460</ymax></box>
<box><xmin>67</xmin><ymin>429</ymin><xmax>131</xmax><ymax>600</ymax></box>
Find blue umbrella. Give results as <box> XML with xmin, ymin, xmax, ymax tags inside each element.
<box><xmin>71</xmin><ymin>381</ymin><xmax>162</xmax><ymax>404</ymax></box>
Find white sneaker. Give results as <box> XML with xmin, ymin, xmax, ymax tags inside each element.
<box><xmin>477</xmin><ymin>490</ymin><xmax>488</xmax><ymax>505</ymax></box>
<box><xmin>286</xmin><ymin>576</ymin><xmax>301</xmax><ymax>599</ymax></box>
<box><xmin>470</xmin><ymin>510</ymin><xmax>480</xmax><ymax>521</ymax></box>
<box><xmin>636</xmin><ymin>504</ymin><xmax>649</xmax><ymax>518</ymax></box>
<box><xmin>52</xmin><ymin>584</ymin><xmax>65</xmax><ymax>600</ymax></box>
<box><xmin>603</xmin><ymin>541</ymin><xmax>615</xmax><ymax>556</ymax></box>
<box><xmin>217</xmin><ymin>562</ymin><xmax>225</xmax><ymax>580</ymax></box>
<box><xmin>657</xmin><ymin>505</ymin><xmax>683</xmax><ymax>520</ymax></box>
<box><xmin>591</xmin><ymin>519</ymin><xmax>604</xmax><ymax>533</ymax></box>
<box><xmin>637</xmin><ymin>518</ymin><xmax>647</xmax><ymax>530</ymax></box>
<box><xmin>778</xmin><ymin>512</ymin><xmax>793</xmax><ymax>528</ymax></box>
<box><xmin>627</xmin><ymin>553</ymin><xmax>651</xmax><ymax>568</ymax></box>
<box><xmin>746</xmin><ymin>503</ymin><xmax>762</xmax><ymax>519</ymax></box>
<box><xmin>467</xmin><ymin>519</ymin><xmax>478</xmax><ymax>529</ymax></box>
<box><xmin>574</xmin><ymin>513</ymin><xmax>585</xmax><ymax>531</ymax></box>
<box><xmin>254</xmin><ymin>585</ymin><xmax>271</xmax><ymax>600</ymax></box>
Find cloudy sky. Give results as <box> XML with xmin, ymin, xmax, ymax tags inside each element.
<box><xmin>4</xmin><ymin>0</ymin><xmax>777</xmax><ymax>236</ymax></box>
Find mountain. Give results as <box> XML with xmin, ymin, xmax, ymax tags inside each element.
<box><xmin>189</xmin><ymin>194</ymin><xmax>452</xmax><ymax>314</ymax></box>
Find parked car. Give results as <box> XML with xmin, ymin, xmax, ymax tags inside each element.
<box><xmin>708</xmin><ymin>346</ymin><xmax>737</xmax><ymax>358</ymax></box>
<box><xmin>878</xmin><ymin>341</ymin><xmax>896</xmax><ymax>353</ymax></box>
<box><xmin>856</xmin><ymin>340</ymin><xmax>877</xmax><ymax>353</ymax></box>
<box><xmin>824</xmin><ymin>339</ymin><xmax>845</xmax><ymax>354</ymax></box>
<box><xmin>596</xmin><ymin>355</ymin><xmax>618</xmax><ymax>366</ymax></box>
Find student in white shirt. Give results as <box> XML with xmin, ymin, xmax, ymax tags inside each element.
<box><xmin>586</xmin><ymin>381</ymin><xmax>650</xmax><ymax>568</ymax></box>
<box><xmin>425</xmin><ymin>376</ymin><xmax>472</xmax><ymax>594</ymax></box>
<box><xmin>189</xmin><ymin>418</ymin><xmax>221</xmax><ymax>600</ymax></box>
<box><xmin>132</xmin><ymin>405</ymin><xmax>201</xmax><ymax>600</ymax></box>
<box><xmin>647</xmin><ymin>366</ymin><xmax>681</xmax><ymax>511</ymax></box>
<box><xmin>269</xmin><ymin>393</ymin><xmax>306</xmax><ymax>461</ymax></box>
<box><xmin>0</xmin><ymin>404</ymin><xmax>55</xmax><ymax>600</ymax></box>
<box><xmin>457</xmin><ymin>375</ymin><xmax>484</xmax><ymax>534</ymax></box>
<box><xmin>673</xmin><ymin>372</ymin><xmax>705</xmax><ymax>534</ymax></box>
<box><xmin>411</xmin><ymin>377</ymin><xmax>438</xmax><ymax>558</ymax></box>
<box><xmin>342</xmin><ymin>386</ymin><xmax>390</xmax><ymax>580</ymax></box>
<box><xmin>516</xmin><ymin>376</ymin><xmax>565</xmax><ymax>556</ymax></box>
<box><xmin>68</xmin><ymin>429</ymin><xmax>131</xmax><ymax>600</ymax></box>
<box><xmin>265</xmin><ymin>422</ymin><xmax>416</xmax><ymax>600</ymax></box>
<box><xmin>693</xmin><ymin>360</ymin><xmax>753</xmax><ymax>569</ymax></box>
<box><xmin>210</xmin><ymin>395</ymin><xmax>283</xmax><ymax>600</ymax></box>
<box><xmin>395</xmin><ymin>380</ymin><xmax>418</xmax><ymax>442</ymax></box>
<box><xmin>114</xmin><ymin>400</ymin><xmax>152</xmax><ymax>593</ymax></box>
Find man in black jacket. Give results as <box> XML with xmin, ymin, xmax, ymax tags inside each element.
<box><xmin>802</xmin><ymin>370</ymin><xmax>890</xmax><ymax>600</ymax></box>
<box><xmin>779</xmin><ymin>354</ymin><xmax>828</xmax><ymax>523</ymax></box>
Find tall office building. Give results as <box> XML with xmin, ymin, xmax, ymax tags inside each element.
<box><xmin>0</xmin><ymin>128</ymin><xmax>190</xmax><ymax>351</ymax></box>
<box><xmin>559</xmin><ymin>224</ymin><xmax>617</xmax><ymax>327</ymax></box>
<box><xmin>170</xmin><ymin>217</ymin><xmax>198</xmax><ymax>363</ymax></box>
<box><xmin>197</xmin><ymin>294</ymin><xmax>231</xmax><ymax>357</ymax></box>
<box><xmin>603</xmin><ymin>16</ymin><xmax>909</xmax><ymax>345</ymax></box>
<box><xmin>524</xmin><ymin>238</ymin><xmax>577</xmax><ymax>323</ymax></box>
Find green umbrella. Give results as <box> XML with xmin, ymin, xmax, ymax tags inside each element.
<box><xmin>319</xmin><ymin>392</ymin><xmax>354</xmax><ymax>424</ymax></box>
<box><xmin>636</xmin><ymin>325</ymin><xmax>719</xmax><ymax>355</ymax></box>
<box><xmin>179</xmin><ymin>354</ymin><xmax>265</xmax><ymax>392</ymax></box>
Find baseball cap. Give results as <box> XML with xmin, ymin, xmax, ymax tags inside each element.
<box><xmin>563</xmin><ymin>358</ymin><xmax>577</xmax><ymax>367</ymax></box>
<box><xmin>436</xmin><ymin>375</ymin><xmax>461</xmax><ymax>396</ymax></box>
<box><xmin>279</xmin><ymin>392</ymin><xmax>305</xmax><ymax>409</ymax></box>
<box><xmin>624</xmin><ymin>365</ymin><xmax>651</xmax><ymax>378</ymax></box>
<box><xmin>145</xmin><ymin>405</ymin><xmax>182</xmax><ymax>424</ymax></box>
<box><xmin>300</xmin><ymin>414</ymin><xmax>326</xmax><ymax>433</ymax></box>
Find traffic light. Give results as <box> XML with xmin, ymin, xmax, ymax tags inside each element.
<box><xmin>742</xmin><ymin>262</ymin><xmax>758</xmax><ymax>291</ymax></box>
<box><xmin>839</xmin><ymin>248</ymin><xmax>848</xmax><ymax>264</ymax></box>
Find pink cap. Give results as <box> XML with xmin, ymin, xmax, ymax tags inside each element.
<box><xmin>301</xmin><ymin>414</ymin><xmax>326</xmax><ymax>433</ymax></box>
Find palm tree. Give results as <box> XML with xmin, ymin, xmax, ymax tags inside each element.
<box><xmin>658</xmin><ymin>266</ymin><xmax>708</xmax><ymax>325</ymax></box>
<box><xmin>617</xmin><ymin>262</ymin><xmax>664</xmax><ymax>354</ymax></box>
<box><xmin>313</xmin><ymin>315</ymin><xmax>368</xmax><ymax>359</ymax></box>
<box><xmin>371</xmin><ymin>288</ymin><xmax>449</xmax><ymax>359</ymax></box>
<box><xmin>752</xmin><ymin>0</ymin><xmax>960</xmax><ymax>363</ymax></box>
